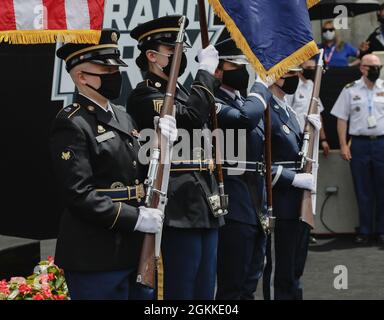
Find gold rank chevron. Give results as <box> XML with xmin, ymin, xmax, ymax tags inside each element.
<box><xmin>153</xmin><ymin>100</ymin><xmax>164</xmax><ymax>114</ymax></box>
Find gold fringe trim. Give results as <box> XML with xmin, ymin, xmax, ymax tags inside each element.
<box><xmin>157</xmin><ymin>255</ymin><xmax>164</xmax><ymax>300</ymax></box>
<box><xmin>208</xmin><ymin>0</ymin><xmax>319</xmax><ymax>82</ymax></box>
<box><xmin>0</xmin><ymin>30</ymin><xmax>101</xmax><ymax>44</ymax></box>
<box><xmin>307</xmin><ymin>0</ymin><xmax>321</xmax><ymax>9</ymax></box>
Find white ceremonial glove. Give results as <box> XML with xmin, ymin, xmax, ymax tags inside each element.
<box><xmin>255</xmin><ymin>74</ymin><xmax>270</xmax><ymax>89</ymax></box>
<box><xmin>307</xmin><ymin>113</ymin><xmax>322</xmax><ymax>131</ymax></box>
<box><xmin>198</xmin><ymin>45</ymin><xmax>219</xmax><ymax>75</ymax></box>
<box><xmin>292</xmin><ymin>173</ymin><xmax>315</xmax><ymax>191</ymax></box>
<box><xmin>134</xmin><ymin>206</ymin><xmax>163</xmax><ymax>233</ymax></box>
<box><xmin>154</xmin><ymin>115</ymin><xmax>178</xmax><ymax>144</ymax></box>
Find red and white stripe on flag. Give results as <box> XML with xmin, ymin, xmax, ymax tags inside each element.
<box><xmin>0</xmin><ymin>0</ymin><xmax>105</xmax><ymax>44</ymax></box>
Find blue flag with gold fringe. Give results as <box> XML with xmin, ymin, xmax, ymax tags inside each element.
<box><xmin>208</xmin><ymin>0</ymin><xmax>320</xmax><ymax>81</ymax></box>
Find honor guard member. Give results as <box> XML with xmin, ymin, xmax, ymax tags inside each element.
<box><xmin>212</xmin><ymin>37</ymin><xmax>271</xmax><ymax>300</ymax></box>
<box><xmin>52</xmin><ymin>29</ymin><xmax>177</xmax><ymax>300</ymax></box>
<box><xmin>127</xmin><ymin>15</ymin><xmax>224</xmax><ymax>300</ymax></box>
<box><xmin>331</xmin><ymin>54</ymin><xmax>384</xmax><ymax>245</ymax></box>
<box><xmin>260</xmin><ymin>68</ymin><xmax>321</xmax><ymax>300</ymax></box>
<box><xmin>286</xmin><ymin>59</ymin><xmax>330</xmax><ymax>157</ymax></box>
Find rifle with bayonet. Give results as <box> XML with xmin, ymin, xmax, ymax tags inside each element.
<box><xmin>136</xmin><ymin>16</ymin><xmax>187</xmax><ymax>289</ymax></box>
<box><xmin>299</xmin><ymin>49</ymin><xmax>325</xmax><ymax>229</ymax></box>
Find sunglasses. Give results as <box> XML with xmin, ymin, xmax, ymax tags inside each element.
<box><xmin>322</xmin><ymin>28</ymin><xmax>335</xmax><ymax>32</ymax></box>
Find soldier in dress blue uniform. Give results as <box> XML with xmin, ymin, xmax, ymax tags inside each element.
<box><xmin>126</xmin><ymin>15</ymin><xmax>225</xmax><ymax>300</ymax></box>
<box><xmin>52</xmin><ymin>29</ymin><xmax>177</xmax><ymax>300</ymax></box>
<box><xmin>259</xmin><ymin>68</ymin><xmax>321</xmax><ymax>300</ymax></box>
<box><xmin>331</xmin><ymin>54</ymin><xmax>384</xmax><ymax>245</ymax></box>
<box><xmin>212</xmin><ymin>37</ymin><xmax>271</xmax><ymax>300</ymax></box>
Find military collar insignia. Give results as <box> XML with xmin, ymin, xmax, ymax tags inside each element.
<box><xmin>155</xmin><ymin>82</ymin><xmax>162</xmax><ymax>88</ymax></box>
<box><xmin>282</xmin><ymin>125</ymin><xmax>290</xmax><ymax>135</ymax></box>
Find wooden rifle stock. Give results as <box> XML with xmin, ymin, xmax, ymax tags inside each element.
<box><xmin>300</xmin><ymin>49</ymin><xmax>324</xmax><ymax>229</ymax></box>
<box><xmin>136</xmin><ymin>16</ymin><xmax>187</xmax><ymax>289</ymax></box>
<box><xmin>197</xmin><ymin>0</ymin><xmax>228</xmax><ymax>213</ymax></box>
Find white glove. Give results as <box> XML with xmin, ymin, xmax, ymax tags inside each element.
<box><xmin>198</xmin><ymin>45</ymin><xmax>219</xmax><ymax>75</ymax></box>
<box><xmin>255</xmin><ymin>74</ymin><xmax>270</xmax><ymax>88</ymax></box>
<box><xmin>134</xmin><ymin>206</ymin><xmax>163</xmax><ymax>233</ymax></box>
<box><xmin>154</xmin><ymin>115</ymin><xmax>178</xmax><ymax>143</ymax></box>
<box><xmin>292</xmin><ymin>173</ymin><xmax>315</xmax><ymax>191</ymax></box>
<box><xmin>307</xmin><ymin>113</ymin><xmax>322</xmax><ymax>131</ymax></box>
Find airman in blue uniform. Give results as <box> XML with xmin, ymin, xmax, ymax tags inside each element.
<box><xmin>213</xmin><ymin>37</ymin><xmax>271</xmax><ymax>300</ymax></box>
<box><xmin>260</xmin><ymin>68</ymin><xmax>320</xmax><ymax>300</ymax></box>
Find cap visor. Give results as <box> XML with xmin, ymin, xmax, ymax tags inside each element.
<box><xmin>91</xmin><ymin>58</ymin><xmax>128</xmax><ymax>67</ymax></box>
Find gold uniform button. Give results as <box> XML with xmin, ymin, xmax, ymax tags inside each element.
<box><xmin>132</xmin><ymin>161</ymin><xmax>137</xmax><ymax>167</ymax></box>
<box><xmin>129</xmin><ymin>142</ymin><xmax>133</xmax><ymax>147</ymax></box>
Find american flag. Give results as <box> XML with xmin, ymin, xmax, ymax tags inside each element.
<box><xmin>0</xmin><ymin>0</ymin><xmax>105</xmax><ymax>44</ymax></box>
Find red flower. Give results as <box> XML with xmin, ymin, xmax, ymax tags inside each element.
<box><xmin>0</xmin><ymin>280</ymin><xmax>10</xmax><ymax>295</ymax></box>
<box><xmin>18</xmin><ymin>284</ymin><xmax>32</xmax><ymax>295</ymax></box>
<box><xmin>47</xmin><ymin>256</ymin><xmax>54</xmax><ymax>263</ymax></box>
<box><xmin>53</xmin><ymin>294</ymin><xmax>66</xmax><ymax>300</ymax></box>
<box><xmin>47</xmin><ymin>273</ymin><xmax>55</xmax><ymax>281</ymax></box>
<box><xmin>42</xmin><ymin>287</ymin><xmax>52</xmax><ymax>299</ymax></box>
<box><xmin>32</xmin><ymin>293</ymin><xmax>44</xmax><ymax>300</ymax></box>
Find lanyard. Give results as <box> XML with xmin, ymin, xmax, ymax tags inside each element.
<box><xmin>324</xmin><ymin>45</ymin><xmax>336</xmax><ymax>65</ymax></box>
<box><xmin>367</xmin><ymin>89</ymin><xmax>374</xmax><ymax>116</ymax></box>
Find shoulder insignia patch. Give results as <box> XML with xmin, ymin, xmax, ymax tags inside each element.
<box><xmin>153</xmin><ymin>99</ymin><xmax>163</xmax><ymax>114</ymax></box>
<box><xmin>56</xmin><ymin>103</ymin><xmax>81</xmax><ymax>119</ymax></box>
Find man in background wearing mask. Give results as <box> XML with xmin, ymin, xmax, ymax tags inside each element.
<box><xmin>127</xmin><ymin>15</ymin><xmax>224</xmax><ymax>300</ymax></box>
<box><xmin>331</xmin><ymin>54</ymin><xmax>384</xmax><ymax>246</ymax></box>
<box><xmin>262</xmin><ymin>68</ymin><xmax>321</xmax><ymax>300</ymax></box>
<box><xmin>52</xmin><ymin>29</ymin><xmax>171</xmax><ymax>300</ymax></box>
<box><xmin>213</xmin><ymin>37</ymin><xmax>272</xmax><ymax>300</ymax></box>
<box><xmin>363</xmin><ymin>4</ymin><xmax>384</xmax><ymax>54</ymax></box>
<box><xmin>286</xmin><ymin>59</ymin><xmax>330</xmax><ymax>157</ymax></box>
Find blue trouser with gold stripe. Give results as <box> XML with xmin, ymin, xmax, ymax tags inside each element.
<box><xmin>350</xmin><ymin>136</ymin><xmax>384</xmax><ymax>236</ymax></box>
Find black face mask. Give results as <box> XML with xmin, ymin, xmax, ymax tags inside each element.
<box><xmin>278</xmin><ymin>75</ymin><xmax>299</xmax><ymax>95</ymax></box>
<box><xmin>83</xmin><ymin>71</ymin><xmax>122</xmax><ymax>100</ymax></box>
<box><xmin>222</xmin><ymin>66</ymin><xmax>250</xmax><ymax>91</ymax></box>
<box><xmin>367</xmin><ymin>66</ymin><xmax>381</xmax><ymax>83</ymax></box>
<box><xmin>163</xmin><ymin>52</ymin><xmax>187</xmax><ymax>77</ymax></box>
<box><xmin>302</xmin><ymin>69</ymin><xmax>315</xmax><ymax>81</ymax></box>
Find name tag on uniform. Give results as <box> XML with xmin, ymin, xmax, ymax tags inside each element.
<box><xmin>96</xmin><ymin>131</ymin><xmax>115</xmax><ymax>143</ymax></box>
<box><xmin>367</xmin><ymin>116</ymin><xmax>377</xmax><ymax>129</ymax></box>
